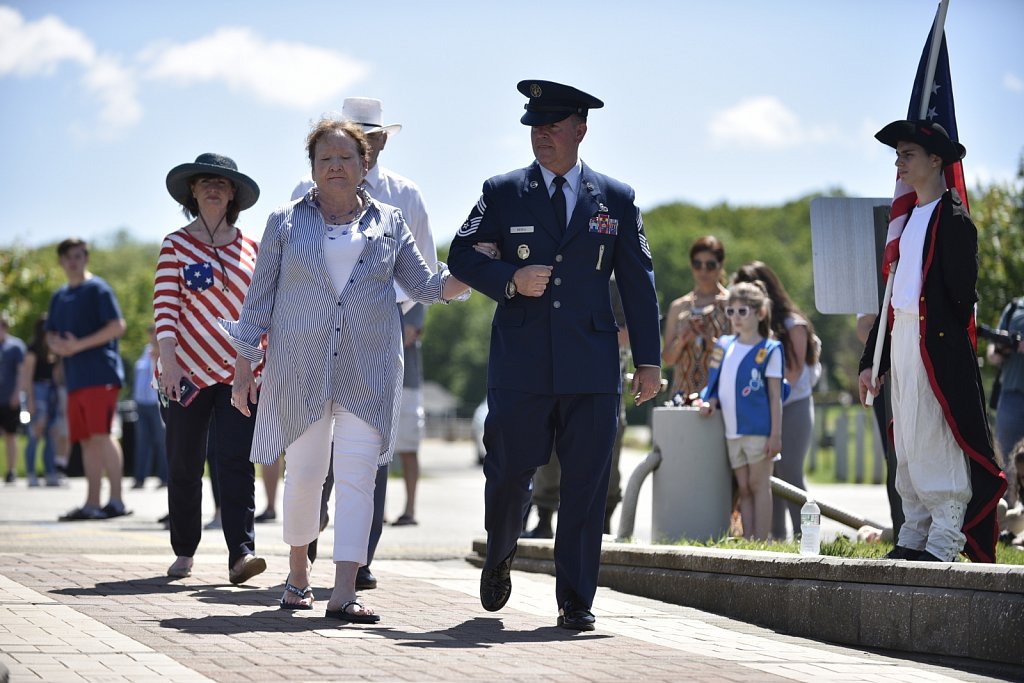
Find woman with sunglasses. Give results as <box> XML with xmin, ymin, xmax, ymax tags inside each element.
<box><xmin>662</xmin><ymin>236</ymin><xmax>730</xmax><ymax>401</ymax></box>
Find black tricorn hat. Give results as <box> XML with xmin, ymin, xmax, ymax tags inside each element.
<box><xmin>166</xmin><ymin>153</ymin><xmax>260</xmax><ymax>211</ymax></box>
<box><xmin>517</xmin><ymin>80</ymin><xmax>604</xmax><ymax>126</ymax></box>
<box><xmin>875</xmin><ymin>119</ymin><xmax>966</xmax><ymax>166</ymax></box>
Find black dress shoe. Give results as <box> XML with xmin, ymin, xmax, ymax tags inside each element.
<box><xmin>883</xmin><ymin>545</ymin><xmax>921</xmax><ymax>560</ymax></box>
<box><xmin>557</xmin><ymin>601</ymin><xmax>596</xmax><ymax>631</ymax></box>
<box><xmin>254</xmin><ymin>509</ymin><xmax>276</xmax><ymax>523</ymax></box>
<box><xmin>916</xmin><ymin>550</ymin><xmax>946</xmax><ymax>562</ymax></box>
<box><xmin>356</xmin><ymin>565</ymin><xmax>377</xmax><ymax>590</ymax></box>
<box><xmin>480</xmin><ymin>546</ymin><xmax>516</xmax><ymax>612</ymax></box>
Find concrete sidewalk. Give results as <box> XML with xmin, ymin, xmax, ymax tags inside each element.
<box><xmin>0</xmin><ymin>439</ymin><xmax>1017</xmax><ymax>682</ymax></box>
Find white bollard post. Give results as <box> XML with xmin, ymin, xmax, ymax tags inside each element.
<box><xmin>651</xmin><ymin>407</ymin><xmax>732</xmax><ymax>543</ymax></box>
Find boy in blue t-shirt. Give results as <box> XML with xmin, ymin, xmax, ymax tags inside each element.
<box><xmin>46</xmin><ymin>238</ymin><xmax>129</xmax><ymax>521</ymax></box>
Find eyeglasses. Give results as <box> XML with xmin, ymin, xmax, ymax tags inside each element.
<box><xmin>691</xmin><ymin>259</ymin><xmax>720</xmax><ymax>271</ymax></box>
<box><xmin>725</xmin><ymin>306</ymin><xmax>752</xmax><ymax>318</ymax></box>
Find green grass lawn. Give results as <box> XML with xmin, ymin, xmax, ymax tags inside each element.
<box><xmin>673</xmin><ymin>534</ymin><xmax>1024</xmax><ymax>565</ymax></box>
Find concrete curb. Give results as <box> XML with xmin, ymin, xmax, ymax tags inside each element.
<box><xmin>468</xmin><ymin>539</ymin><xmax>1024</xmax><ymax>666</ymax></box>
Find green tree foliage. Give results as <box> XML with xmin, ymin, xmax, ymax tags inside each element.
<box><xmin>3</xmin><ymin>173</ymin><xmax>1019</xmax><ymax>411</ymax></box>
<box><xmin>973</xmin><ymin>155</ymin><xmax>1024</xmax><ymax>328</ymax></box>
<box><xmin>421</xmin><ymin>244</ymin><xmax>496</xmax><ymax>411</ymax></box>
<box><xmin>0</xmin><ymin>245</ymin><xmax>64</xmax><ymax>338</ymax></box>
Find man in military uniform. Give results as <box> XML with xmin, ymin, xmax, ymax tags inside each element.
<box><xmin>448</xmin><ymin>80</ymin><xmax>661</xmax><ymax>631</ymax></box>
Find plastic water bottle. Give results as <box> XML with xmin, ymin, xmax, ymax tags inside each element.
<box><xmin>800</xmin><ymin>499</ymin><xmax>821</xmax><ymax>555</ymax></box>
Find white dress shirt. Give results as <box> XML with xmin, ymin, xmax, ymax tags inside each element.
<box><xmin>892</xmin><ymin>197</ymin><xmax>940</xmax><ymax>315</ymax></box>
<box><xmin>537</xmin><ymin>159</ymin><xmax>583</xmax><ymax>223</ymax></box>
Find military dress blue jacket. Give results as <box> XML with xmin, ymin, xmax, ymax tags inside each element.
<box><xmin>448</xmin><ymin>160</ymin><xmax>660</xmax><ymax>395</ymax></box>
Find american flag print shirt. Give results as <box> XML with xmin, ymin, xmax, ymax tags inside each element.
<box><xmin>153</xmin><ymin>228</ymin><xmax>262</xmax><ymax>388</ymax></box>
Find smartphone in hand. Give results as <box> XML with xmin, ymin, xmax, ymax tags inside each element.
<box><xmin>178</xmin><ymin>377</ymin><xmax>199</xmax><ymax>407</ymax></box>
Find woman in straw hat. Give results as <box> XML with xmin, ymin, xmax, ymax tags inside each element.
<box><xmin>223</xmin><ymin>118</ymin><xmax>469</xmax><ymax>623</ymax></box>
<box><xmin>157</xmin><ymin>153</ymin><xmax>267</xmax><ymax>584</ymax></box>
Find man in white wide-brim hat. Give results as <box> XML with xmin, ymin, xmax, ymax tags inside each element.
<box><xmin>289</xmin><ymin>98</ymin><xmax>436</xmax><ymax>591</ymax></box>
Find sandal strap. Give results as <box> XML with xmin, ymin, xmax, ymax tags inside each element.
<box><xmin>283</xmin><ymin>582</ymin><xmax>313</xmax><ymax>599</ymax></box>
<box><xmin>340</xmin><ymin>599</ymin><xmax>366</xmax><ymax>614</ymax></box>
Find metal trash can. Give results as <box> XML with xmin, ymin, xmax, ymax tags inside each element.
<box><xmin>651</xmin><ymin>406</ymin><xmax>732</xmax><ymax>543</ymax></box>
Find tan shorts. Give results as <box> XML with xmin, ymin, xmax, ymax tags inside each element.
<box><xmin>726</xmin><ymin>435</ymin><xmax>769</xmax><ymax>469</ymax></box>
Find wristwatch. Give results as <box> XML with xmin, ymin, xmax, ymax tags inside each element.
<box><xmin>505</xmin><ymin>279</ymin><xmax>517</xmax><ymax>299</ymax></box>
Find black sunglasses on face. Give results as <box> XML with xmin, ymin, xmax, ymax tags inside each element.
<box><xmin>691</xmin><ymin>259</ymin><xmax>720</xmax><ymax>271</ymax></box>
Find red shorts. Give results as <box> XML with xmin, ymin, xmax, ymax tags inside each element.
<box><xmin>67</xmin><ymin>385</ymin><xmax>119</xmax><ymax>443</ymax></box>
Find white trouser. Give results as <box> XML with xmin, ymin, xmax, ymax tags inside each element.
<box><xmin>282</xmin><ymin>402</ymin><xmax>381</xmax><ymax>564</ymax></box>
<box><xmin>890</xmin><ymin>312</ymin><xmax>972</xmax><ymax>560</ymax></box>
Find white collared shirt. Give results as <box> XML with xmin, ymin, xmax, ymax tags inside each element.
<box><xmin>537</xmin><ymin>159</ymin><xmax>583</xmax><ymax>223</ymax></box>
<box><xmin>892</xmin><ymin>197</ymin><xmax>941</xmax><ymax>315</ymax></box>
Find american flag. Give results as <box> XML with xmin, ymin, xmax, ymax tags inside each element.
<box><xmin>882</xmin><ymin>14</ymin><xmax>968</xmax><ymax>276</ymax></box>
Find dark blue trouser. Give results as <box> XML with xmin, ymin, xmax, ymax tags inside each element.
<box><xmin>133</xmin><ymin>402</ymin><xmax>168</xmax><ymax>483</ymax></box>
<box><xmin>164</xmin><ymin>383</ymin><xmax>257</xmax><ymax>566</ymax></box>
<box><xmin>483</xmin><ymin>389</ymin><xmax>618</xmax><ymax>609</ymax></box>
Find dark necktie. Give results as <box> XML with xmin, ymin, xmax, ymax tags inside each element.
<box><xmin>551</xmin><ymin>175</ymin><xmax>567</xmax><ymax>233</ymax></box>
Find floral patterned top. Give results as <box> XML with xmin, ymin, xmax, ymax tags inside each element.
<box><xmin>663</xmin><ymin>288</ymin><xmax>730</xmax><ymax>398</ymax></box>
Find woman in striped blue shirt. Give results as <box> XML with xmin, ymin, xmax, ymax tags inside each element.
<box><xmin>225</xmin><ymin>119</ymin><xmax>469</xmax><ymax>623</ymax></box>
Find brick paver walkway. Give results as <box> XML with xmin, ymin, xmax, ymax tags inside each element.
<box><xmin>1</xmin><ymin>441</ymin><xmax>1017</xmax><ymax>682</ymax></box>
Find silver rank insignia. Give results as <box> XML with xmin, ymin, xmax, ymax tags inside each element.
<box><xmin>517</xmin><ymin>244</ymin><xmax>530</xmax><ymax>260</ymax></box>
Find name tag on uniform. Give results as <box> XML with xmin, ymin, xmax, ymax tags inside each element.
<box><xmin>510</xmin><ymin>225</ymin><xmax>534</xmax><ymax>234</ymax></box>
<box><xmin>589</xmin><ymin>214</ymin><xmax>618</xmax><ymax>235</ymax></box>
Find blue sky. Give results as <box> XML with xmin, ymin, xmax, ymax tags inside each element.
<box><xmin>1</xmin><ymin>0</ymin><xmax>1021</xmax><ymax>249</ymax></box>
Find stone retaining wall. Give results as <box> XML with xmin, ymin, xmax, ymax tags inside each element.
<box><xmin>469</xmin><ymin>539</ymin><xmax>1024</xmax><ymax>666</ymax></box>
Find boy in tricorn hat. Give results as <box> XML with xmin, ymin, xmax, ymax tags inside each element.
<box><xmin>859</xmin><ymin>120</ymin><xmax>1006</xmax><ymax>562</ymax></box>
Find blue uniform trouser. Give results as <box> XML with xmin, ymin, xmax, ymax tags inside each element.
<box><xmin>483</xmin><ymin>389</ymin><xmax>618</xmax><ymax>609</ymax></box>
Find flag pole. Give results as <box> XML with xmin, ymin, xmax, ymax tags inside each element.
<box><xmin>865</xmin><ymin>0</ymin><xmax>950</xmax><ymax>407</ymax></box>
